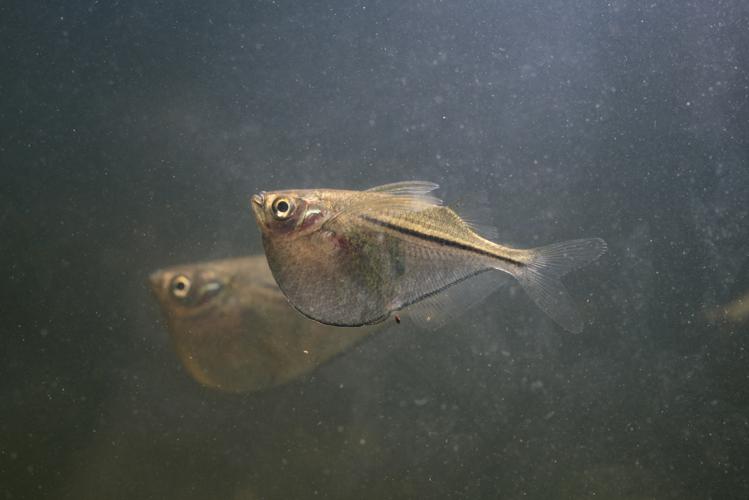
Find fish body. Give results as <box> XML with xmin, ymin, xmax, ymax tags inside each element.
<box><xmin>251</xmin><ymin>181</ymin><xmax>606</xmax><ymax>332</ymax></box>
<box><xmin>706</xmin><ymin>293</ymin><xmax>749</xmax><ymax>324</ymax></box>
<box><xmin>149</xmin><ymin>256</ymin><xmax>377</xmax><ymax>392</ymax></box>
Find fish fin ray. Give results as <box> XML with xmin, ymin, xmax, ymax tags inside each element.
<box><xmin>404</xmin><ymin>269</ymin><xmax>509</xmax><ymax>330</ymax></box>
<box><xmin>327</xmin><ymin>183</ymin><xmax>442</xmax><ymax>226</ymax></box>
<box><xmin>511</xmin><ymin>238</ymin><xmax>607</xmax><ymax>333</ymax></box>
<box><xmin>450</xmin><ymin>191</ymin><xmax>499</xmax><ymax>240</ymax></box>
<box><xmin>365</xmin><ymin>181</ymin><xmax>440</xmax><ymax>196</ymax></box>
<box><xmin>462</xmin><ymin>220</ymin><xmax>499</xmax><ymax>241</ymax></box>
<box><xmin>358</xmin><ymin>181</ymin><xmax>442</xmax><ymax>211</ymax></box>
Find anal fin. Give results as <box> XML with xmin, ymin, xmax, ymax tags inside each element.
<box><xmin>402</xmin><ymin>268</ymin><xmax>510</xmax><ymax>331</ymax></box>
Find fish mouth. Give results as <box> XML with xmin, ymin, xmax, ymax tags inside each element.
<box><xmin>147</xmin><ymin>271</ymin><xmax>169</xmax><ymax>325</ymax></box>
<box><xmin>148</xmin><ymin>270</ymin><xmax>163</xmax><ymax>291</ymax></box>
<box><xmin>250</xmin><ymin>192</ymin><xmax>265</xmax><ymax>220</ymax></box>
<box><xmin>147</xmin><ymin>270</ymin><xmax>168</xmax><ymax>305</ymax></box>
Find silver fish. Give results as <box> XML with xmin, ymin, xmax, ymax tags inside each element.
<box><xmin>251</xmin><ymin>181</ymin><xmax>607</xmax><ymax>332</ymax></box>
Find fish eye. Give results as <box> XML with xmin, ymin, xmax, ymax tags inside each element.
<box><xmin>170</xmin><ymin>275</ymin><xmax>191</xmax><ymax>299</ymax></box>
<box><xmin>271</xmin><ymin>197</ymin><xmax>295</xmax><ymax>220</ymax></box>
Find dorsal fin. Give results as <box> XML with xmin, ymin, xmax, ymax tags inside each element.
<box><xmin>363</xmin><ymin>181</ymin><xmax>443</xmax><ymax>209</ymax></box>
<box><xmin>365</xmin><ymin>181</ymin><xmax>441</xmax><ymax>198</ymax></box>
<box><xmin>462</xmin><ymin>220</ymin><xmax>500</xmax><ymax>241</ymax></box>
<box><xmin>450</xmin><ymin>196</ymin><xmax>499</xmax><ymax>241</ymax></box>
<box><xmin>328</xmin><ymin>181</ymin><xmax>443</xmax><ymax>224</ymax></box>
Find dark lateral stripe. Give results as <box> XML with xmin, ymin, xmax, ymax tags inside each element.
<box><xmin>360</xmin><ymin>215</ymin><xmax>523</xmax><ymax>266</ymax></box>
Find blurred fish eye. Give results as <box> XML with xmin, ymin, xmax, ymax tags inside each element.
<box><xmin>170</xmin><ymin>274</ymin><xmax>192</xmax><ymax>299</ymax></box>
<box><xmin>271</xmin><ymin>197</ymin><xmax>295</xmax><ymax>220</ymax></box>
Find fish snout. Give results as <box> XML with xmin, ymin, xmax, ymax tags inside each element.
<box><xmin>251</xmin><ymin>192</ymin><xmax>265</xmax><ymax>208</ymax></box>
<box><xmin>148</xmin><ymin>270</ymin><xmax>164</xmax><ymax>291</ymax></box>
<box><xmin>251</xmin><ymin>192</ymin><xmax>266</xmax><ymax>221</ymax></box>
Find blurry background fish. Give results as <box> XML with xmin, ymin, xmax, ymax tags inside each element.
<box><xmin>149</xmin><ymin>255</ymin><xmax>378</xmax><ymax>392</ymax></box>
<box><xmin>706</xmin><ymin>292</ymin><xmax>749</xmax><ymax>325</ymax></box>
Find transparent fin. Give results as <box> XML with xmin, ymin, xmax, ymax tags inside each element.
<box><xmin>362</xmin><ymin>181</ymin><xmax>443</xmax><ymax>208</ymax></box>
<box><xmin>512</xmin><ymin>238</ymin><xmax>607</xmax><ymax>333</ymax></box>
<box><xmin>462</xmin><ymin>221</ymin><xmax>499</xmax><ymax>241</ymax></box>
<box><xmin>404</xmin><ymin>269</ymin><xmax>509</xmax><ymax>330</ymax></box>
<box><xmin>365</xmin><ymin>181</ymin><xmax>440</xmax><ymax>196</ymax></box>
<box><xmin>450</xmin><ymin>191</ymin><xmax>499</xmax><ymax>240</ymax></box>
<box><xmin>327</xmin><ymin>182</ymin><xmax>443</xmax><ymax>226</ymax></box>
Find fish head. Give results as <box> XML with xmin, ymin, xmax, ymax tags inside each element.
<box><xmin>148</xmin><ymin>263</ymin><xmax>228</xmax><ymax>316</ymax></box>
<box><xmin>148</xmin><ymin>256</ymin><xmax>288</xmax><ymax>393</ymax></box>
<box><xmin>251</xmin><ymin>189</ymin><xmax>330</xmax><ymax>239</ymax></box>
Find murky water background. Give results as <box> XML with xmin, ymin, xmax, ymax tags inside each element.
<box><xmin>2</xmin><ymin>1</ymin><xmax>748</xmax><ymax>498</ymax></box>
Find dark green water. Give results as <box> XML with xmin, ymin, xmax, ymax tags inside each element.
<box><xmin>2</xmin><ymin>1</ymin><xmax>748</xmax><ymax>498</ymax></box>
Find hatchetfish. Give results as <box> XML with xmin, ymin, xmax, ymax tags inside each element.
<box><xmin>250</xmin><ymin>181</ymin><xmax>607</xmax><ymax>332</ymax></box>
<box><xmin>149</xmin><ymin>255</ymin><xmax>378</xmax><ymax>392</ymax></box>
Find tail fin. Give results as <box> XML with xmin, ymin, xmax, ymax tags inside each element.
<box><xmin>513</xmin><ymin>238</ymin><xmax>607</xmax><ymax>333</ymax></box>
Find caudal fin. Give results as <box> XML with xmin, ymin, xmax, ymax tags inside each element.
<box><xmin>513</xmin><ymin>238</ymin><xmax>607</xmax><ymax>333</ymax></box>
